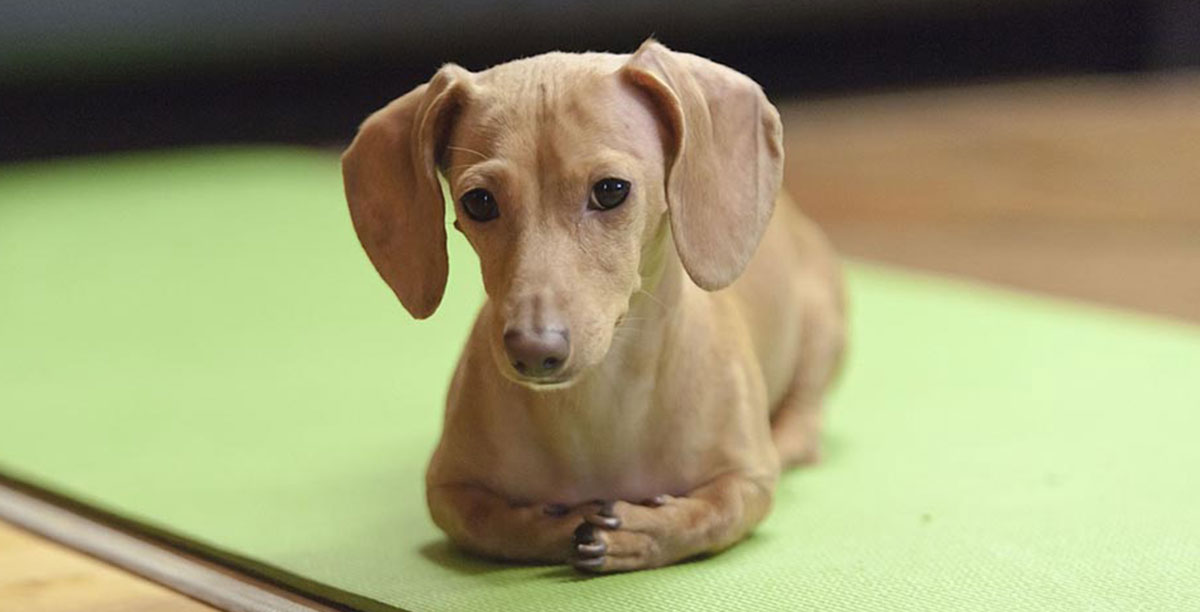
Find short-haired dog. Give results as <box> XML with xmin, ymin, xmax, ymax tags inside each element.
<box><xmin>342</xmin><ymin>39</ymin><xmax>845</xmax><ymax>572</ymax></box>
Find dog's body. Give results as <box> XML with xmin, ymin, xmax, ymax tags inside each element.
<box><xmin>343</xmin><ymin>42</ymin><xmax>844</xmax><ymax>572</ymax></box>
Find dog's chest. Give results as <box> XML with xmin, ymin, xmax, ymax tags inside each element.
<box><xmin>494</xmin><ymin>438</ymin><xmax>693</xmax><ymax>505</ymax></box>
<box><xmin>487</xmin><ymin>392</ymin><xmax>701</xmax><ymax>505</ymax></box>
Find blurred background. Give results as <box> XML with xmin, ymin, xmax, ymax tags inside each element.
<box><xmin>3</xmin><ymin>0</ymin><xmax>1198</xmax><ymax>160</ymax></box>
<box><xmin>2</xmin><ymin>0</ymin><xmax>1198</xmax><ymax>319</ymax></box>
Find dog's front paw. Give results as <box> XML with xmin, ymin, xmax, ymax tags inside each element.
<box><xmin>568</xmin><ymin>498</ymin><xmax>676</xmax><ymax>573</ymax></box>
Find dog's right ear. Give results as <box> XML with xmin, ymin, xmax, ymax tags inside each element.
<box><xmin>621</xmin><ymin>40</ymin><xmax>783</xmax><ymax>292</ymax></box>
<box><xmin>341</xmin><ymin>65</ymin><xmax>471</xmax><ymax>319</ymax></box>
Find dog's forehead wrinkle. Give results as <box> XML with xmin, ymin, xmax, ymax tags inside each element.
<box><xmin>474</xmin><ymin>54</ymin><xmax>627</xmax><ymax>126</ymax></box>
<box><xmin>460</xmin><ymin>81</ymin><xmax>655</xmax><ymax>194</ymax></box>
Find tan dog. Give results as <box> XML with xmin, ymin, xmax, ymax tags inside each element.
<box><xmin>342</xmin><ymin>40</ymin><xmax>845</xmax><ymax>573</ymax></box>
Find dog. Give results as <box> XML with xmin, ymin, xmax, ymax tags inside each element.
<box><xmin>341</xmin><ymin>39</ymin><xmax>845</xmax><ymax>573</ymax></box>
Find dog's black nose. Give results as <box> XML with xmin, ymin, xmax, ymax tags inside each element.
<box><xmin>504</xmin><ymin>328</ymin><xmax>569</xmax><ymax>379</ymax></box>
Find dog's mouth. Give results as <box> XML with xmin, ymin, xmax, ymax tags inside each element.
<box><xmin>503</xmin><ymin>368</ymin><xmax>580</xmax><ymax>390</ymax></box>
<box><xmin>522</xmin><ymin>377</ymin><xmax>577</xmax><ymax>390</ymax></box>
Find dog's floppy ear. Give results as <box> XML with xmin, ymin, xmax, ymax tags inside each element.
<box><xmin>621</xmin><ymin>40</ymin><xmax>783</xmax><ymax>291</ymax></box>
<box><xmin>341</xmin><ymin>64</ymin><xmax>470</xmax><ymax>319</ymax></box>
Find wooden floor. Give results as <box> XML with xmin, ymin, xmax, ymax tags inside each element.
<box><xmin>782</xmin><ymin>75</ymin><xmax>1200</xmax><ymax>323</ymax></box>
<box><xmin>0</xmin><ymin>522</ymin><xmax>215</xmax><ymax>612</ymax></box>
<box><xmin>2</xmin><ymin>74</ymin><xmax>1198</xmax><ymax>611</ymax></box>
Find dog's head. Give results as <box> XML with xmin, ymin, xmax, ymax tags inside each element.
<box><xmin>342</xmin><ymin>40</ymin><xmax>782</xmax><ymax>388</ymax></box>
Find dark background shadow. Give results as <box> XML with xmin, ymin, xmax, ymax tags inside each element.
<box><xmin>3</xmin><ymin>0</ymin><xmax>1198</xmax><ymax>161</ymax></box>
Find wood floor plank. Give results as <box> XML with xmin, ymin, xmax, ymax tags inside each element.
<box><xmin>0</xmin><ymin>521</ymin><xmax>217</xmax><ymax>612</ymax></box>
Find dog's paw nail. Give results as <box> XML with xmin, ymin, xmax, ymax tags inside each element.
<box><xmin>642</xmin><ymin>495</ymin><xmax>668</xmax><ymax>507</ymax></box>
<box><xmin>584</xmin><ymin>513</ymin><xmax>621</xmax><ymax>529</ymax></box>
<box><xmin>571</xmin><ymin>556</ymin><xmax>606</xmax><ymax>572</ymax></box>
<box><xmin>570</xmin><ymin>522</ymin><xmax>607</xmax><ymax>569</ymax></box>
<box><xmin>572</xmin><ymin>522</ymin><xmax>597</xmax><ymax>545</ymax></box>
<box><xmin>581</xmin><ymin>500</ymin><xmax>620</xmax><ymax>528</ymax></box>
<box><xmin>597</xmin><ymin>516</ymin><xmax>621</xmax><ymax>529</ymax></box>
<box><xmin>576</xmin><ymin>541</ymin><xmax>606</xmax><ymax>558</ymax></box>
<box><xmin>543</xmin><ymin>503</ymin><xmax>568</xmax><ymax>517</ymax></box>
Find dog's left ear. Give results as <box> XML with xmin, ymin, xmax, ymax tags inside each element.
<box><xmin>341</xmin><ymin>65</ymin><xmax>471</xmax><ymax>319</ymax></box>
<box><xmin>621</xmin><ymin>40</ymin><xmax>783</xmax><ymax>291</ymax></box>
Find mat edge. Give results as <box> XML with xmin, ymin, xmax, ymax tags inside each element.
<box><xmin>0</xmin><ymin>473</ymin><xmax>401</xmax><ymax>612</ymax></box>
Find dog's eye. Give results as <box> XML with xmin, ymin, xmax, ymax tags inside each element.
<box><xmin>460</xmin><ymin>188</ymin><xmax>499</xmax><ymax>222</ymax></box>
<box><xmin>589</xmin><ymin>178</ymin><xmax>630</xmax><ymax>211</ymax></box>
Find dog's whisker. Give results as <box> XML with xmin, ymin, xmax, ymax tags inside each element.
<box><xmin>635</xmin><ymin>288</ymin><xmax>668</xmax><ymax>311</ymax></box>
<box><xmin>609</xmin><ymin>327</ymin><xmax>639</xmax><ymax>344</ymax></box>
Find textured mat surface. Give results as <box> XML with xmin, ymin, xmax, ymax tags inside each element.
<box><xmin>1</xmin><ymin>149</ymin><xmax>1198</xmax><ymax>611</ymax></box>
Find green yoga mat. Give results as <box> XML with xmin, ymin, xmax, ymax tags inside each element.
<box><xmin>1</xmin><ymin>148</ymin><xmax>1198</xmax><ymax>611</ymax></box>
